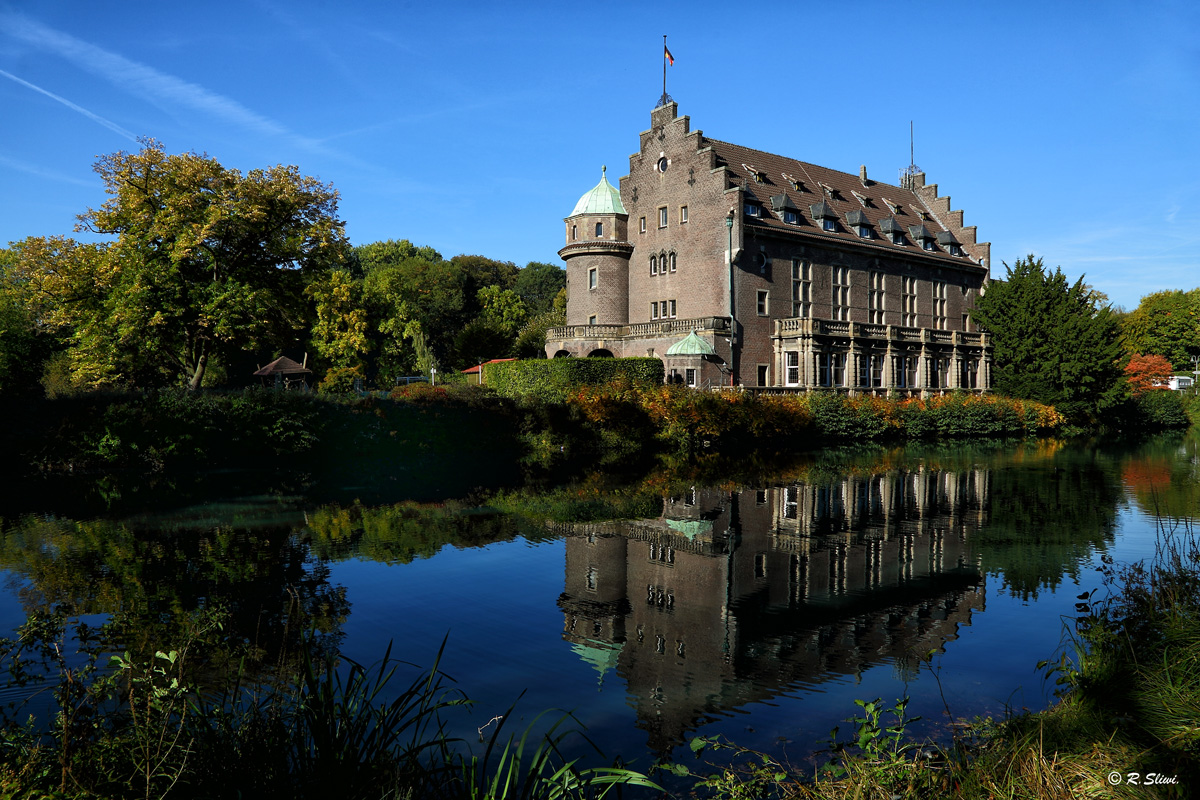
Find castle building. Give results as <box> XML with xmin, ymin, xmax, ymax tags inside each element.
<box><xmin>546</xmin><ymin>101</ymin><xmax>992</xmax><ymax>392</ymax></box>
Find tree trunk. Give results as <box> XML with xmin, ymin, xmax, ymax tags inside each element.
<box><xmin>188</xmin><ymin>348</ymin><xmax>209</xmax><ymax>391</ymax></box>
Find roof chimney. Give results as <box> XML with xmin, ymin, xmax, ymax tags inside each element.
<box><xmin>859</xmin><ymin>165</ymin><xmax>868</xmax><ymax>185</ymax></box>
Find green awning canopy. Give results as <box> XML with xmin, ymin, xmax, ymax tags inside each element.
<box><xmin>666</xmin><ymin>331</ymin><xmax>717</xmax><ymax>356</ymax></box>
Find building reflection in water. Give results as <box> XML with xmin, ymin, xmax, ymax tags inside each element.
<box><xmin>557</xmin><ymin>468</ymin><xmax>991</xmax><ymax>754</ymax></box>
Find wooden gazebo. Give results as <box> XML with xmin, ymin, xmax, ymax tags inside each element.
<box><xmin>253</xmin><ymin>355</ymin><xmax>311</xmax><ymax>389</ymax></box>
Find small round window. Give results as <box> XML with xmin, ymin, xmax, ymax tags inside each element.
<box><xmin>657</xmin><ymin>157</ymin><xmax>668</xmax><ymax>173</ymax></box>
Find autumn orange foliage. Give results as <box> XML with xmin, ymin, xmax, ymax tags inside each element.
<box><xmin>1123</xmin><ymin>353</ymin><xmax>1174</xmax><ymax>396</ymax></box>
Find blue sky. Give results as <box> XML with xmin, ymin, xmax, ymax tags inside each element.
<box><xmin>1</xmin><ymin>0</ymin><xmax>1196</xmax><ymax>311</ymax></box>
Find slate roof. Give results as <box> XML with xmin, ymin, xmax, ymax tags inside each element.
<box><xmin>704</xmin><ymin>138</ymin><xmax>980</xmax><ymax>267</ymax></box>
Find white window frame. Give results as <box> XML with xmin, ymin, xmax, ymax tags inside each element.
<box><xmin>595</xmin><ymin>221</ymin><xmax>603</xmax><ymax>237</ymax></box>
<box><xmin>650</xmin><ymin>256</ymin><xmax>658</xmax><ymax>276</ymax></box>
<box><xmin>639</xmin><ymin>217</ymin><xmax>646</xmax><ymax>233</ymax></box>
<box><xmin>785</xmin><ymin>351</ymin><xmax>800</xmax><ymax>386</ymax></box>
<box><xmin>650</xmin><ymin>302</ymin><xmax>659</xmax><ymax>320</ymax></box>
<box><xmin>832</xmin><ymin>266</ymin><xmax>850</xmax><ymax>322</ymax></box>
<box><xmin>868</xmin><ymin>272</ymin><xmax>885</xmax><ymax>324</ymax></box>
<box><xmin>588</xmin><ymin>268</ymin><xmax>598</xmax><ymax>290</ymax></box>
<box><xmin>669</xmin><ymin>252</ymin><xmax>677</xmax><ymax>273</ymax></box>
<box><xmin>658</xmin><ymin>207</ymin><xmax>668</xmax><ymax>228</ymax></box>
<box><xmin>679</xmin><ymin>205</ymin><xmax>688</xmax><ymax>223</ymax></box>
<box><xmin>902</xmin><ymin>276</ymin><xmax>917</xmax><ymax>327</ymax></box>
<box><xmin>933</xmin><ymin>281</ymin><xmax>947</xmax><ymax>330</ymax></box>
<box><xmin>792</xmin><ymin>260</ymin><xmax>811</xmax><ymax>318</ymax></box>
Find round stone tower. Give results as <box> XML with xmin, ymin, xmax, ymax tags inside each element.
<box><xmin>559</xmin><ymin>166</ymin><xmax>633</xmax><ymax>326</ymax></box>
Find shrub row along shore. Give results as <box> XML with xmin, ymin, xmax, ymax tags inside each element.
<box><xmin>4</xmin><ymin>358</ymin><xmax>1189</xmax><ymax>483</ymax></box>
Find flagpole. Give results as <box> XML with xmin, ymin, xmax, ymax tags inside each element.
<box><xmin>662</xmin><ymin>35</ymin><xmax>667</xmax><ymax>102</ymax></box>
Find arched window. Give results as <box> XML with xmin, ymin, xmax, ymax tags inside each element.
<box><xmin>650</xmin><ymin>256</ymin><xmax>658</xmax><ymax>275</ymax></box>
<box><xmin>669</xmin><ymin>252</ymin><xmax>677</xmax><ymax>272</ymax></box>
<box><xmin>595</xmin><ymin>221</ymin><xmax>603</xmax><ymax>237</ymax></box>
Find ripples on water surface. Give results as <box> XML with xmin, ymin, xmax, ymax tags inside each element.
<box><xmin>1</xmin><ymin>433</ymin><xmax>1196</xmax><ymax>768</ymax></box>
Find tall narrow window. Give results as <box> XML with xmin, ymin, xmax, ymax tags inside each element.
<box><xmin>660</xmin><ymin>300</ymin><xmax>668</xmax><ymax>318</ymax></box>
<box><xmin>832</xmin><ymin>266</ymin><xmax>850</xmax><ymax>322</ymax></box>
<box><xmin>572</xmin><ymin>225</ymin><xmax>578</xmax><ymax>240</ymax></box>
<box><xmin>868</xmin><ymin>272</ymin><xmax>885</xmax><ymax>324</ymax></box>
<box><xmin>871</xmin><ymin>354</ymin><xmax>884</xmax><ymax>388</ymax></box>
<box><xmin>902</xmin><ymin>277</ymin><xmax>917</xmax><ymax>327</ymax></box>
<box><xmin>831</xmin><ymin>352</ymin><xmax>845</xmax><ymax>385</ymax></box>
<box><xmin>669</xmin><ymin>252</ymin><xmax>676</xmax><ymax>272</ymax></box>
<box><xmin>588</xmin><ymin>314</ymin><xmax>597</xmax><ymax>325</ymax></box>
<box><xmin>650</xmin><ymin>256</ymin><xmax>658</xmax><ymax>275</ymax></box>
<box><xmin>757</xmin><ymin>290</ymin><xmax>769</xmax><ymax>316</ymax></box>
<box><xmin>658</xmin><ymin>207</ymin><xmax>668</xmax><ymax>228</ymax></box>
<box><xmin>818</xmin><ymin>353</ymin><xmax>845</xmax><ymax>386</ymax></box>
<box><xmin>679</xmin><ymin>205</ymin><xmax>688</xmax><ymax>223</ymax></box>
<box><xmin>595</xmin><ymin>222</ymin><xmax>603</xmax><ymax>237</ymax></box>
<box><xmin>588</xmin><ymin>268</ymin><xmax>597</xmax><ymax>290</ymax></box>
<box><xmin>961</xmin><ymin>359</ymin><xmax>978</xmax><ymax>389</ymax></box>
<box><xmin>785</xmin><ymin>351</ymin><xmax>800</xmax><ymax>385</ymax></box>
<box><xmin>650</xmin><ymin>302</ymin><xmax>659</xmax><ymax>320</ymax></box>
<box><xmin>639</xmin><ymin>217</ymin><xmax>646</xmax><ymax>233</ymax></box>
<box><xmin>668</xmin><ymin>299</ymin><xmax>676</xmax><ymax>318</ymax></box>
<box><xmin>933</xmin><ymin>281</ymin><xmax>947</xmax><ymax>330</ymax></box>
<box><xmin>792</xmin><ymin>260</ymin><xmax>811</xmax><ymax>318</ymax></box>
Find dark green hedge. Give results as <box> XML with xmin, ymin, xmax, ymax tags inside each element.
<box><xmin>483</xmin><ymin>357</ymin><xmax>664</xmax><ymax>401</ymax></box>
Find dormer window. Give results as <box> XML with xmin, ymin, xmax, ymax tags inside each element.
<box><xmin>771</xmin><ymin>193</ymin><xmax>800</xmax><ymax>225</ymax></box>
<box><xmin>937</xmin><ymin>231</ymin><xmax>962</xmax><ymax>256</ymax></box>
<box><xmin>851</xmin><ymin>190</ymin><xmax>870</xmax><ymax>207</ymax></box>
<box><xmin>810</xmin><ymin>200</ymin><xmax>837</xmax><ymax>232</ymax></box>
<box><xmin>846</xmin><ymin>210</ymin><xmax>872</xmax><ymax>239</ymax></box>
<box><xmin>924</xmin><ymin>238</ymin><xmax>936</xmax><ymax>251</ymax></box>
<box><xmin>782</xmin><ymin>174</ymin><xmax>805</xmax><ymax>192</ymax></box>
<box><xmin>743</xmin><ymin>164</ymin><xmax>766</xmax><ymax>183</ymax></box>
<box><xmin>909</xmin><ymin>204</ymin><xmax>932</xmax><ymax>221</ymax></box>
<box><xmin>909</xmin><ymin>224</ymin><xmax>937</xmax><ymax>251</ymax></box>
<box><xmin>880</xmin><ymin>216</ymin><xmax>905</xmax><ymax>245</ymax></box>
<box><xmin>883</xmin><ymin>198</ymin><xmax>902</xmax><ymax>214</ymax></box>
<box><xmin>745</xmin><ymin>203</ymin><xmax>760</xmax><ymax>217</ymax></box>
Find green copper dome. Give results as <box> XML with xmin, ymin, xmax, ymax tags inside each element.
<box><xmin>666</xmin><ymin>331</ymin><xmax>717</xmax><ymax>356</ymax></box>
<box><xmin>570</xmin><ymin>166</ymin><xmax>626</xmax><ymax>217</ymax></box>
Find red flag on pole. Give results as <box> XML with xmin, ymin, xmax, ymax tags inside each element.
<box><xmin>664</xmin><ymin>45</ymin><xmax>674</xmax><ymax>65</ymax></box>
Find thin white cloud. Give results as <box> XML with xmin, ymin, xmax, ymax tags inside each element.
<box><xmin>0</xmin><ymin>11</ymin><xmax>317</xmax><ymax>150</ymax></box>
<box><xmin>0</xmin><ymin>68</ymin><xmax>136</xmax><ymax>141</ymax></box>
<box><xmin>0</xmin><ymin>153</ymin><xmax>96</xmax><ymax>187</ymax></box>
